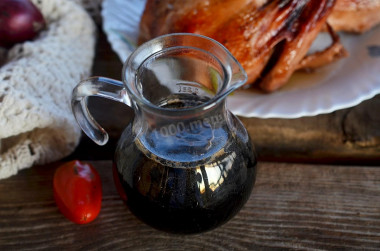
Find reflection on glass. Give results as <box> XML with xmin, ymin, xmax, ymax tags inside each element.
<box><xmin>196</xmin><ymin>152</ymin><xmax>237</xmax><ymax>194</ymax></box>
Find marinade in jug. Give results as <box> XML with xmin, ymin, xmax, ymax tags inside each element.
<box><xmin>113</xmin><ymin>102</ymin><xmax>256</xmax><ymax>234</ymax></box>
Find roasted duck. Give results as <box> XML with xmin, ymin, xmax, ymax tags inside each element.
<box><xmin>139</xmin><ymin>0</ymin><xmax>348</xmax><ymax>92</ymax></box>
<box><xmin>328</xmin><ymin>0</ymin><xmax>380</xmax><ymax>33</ymax></box>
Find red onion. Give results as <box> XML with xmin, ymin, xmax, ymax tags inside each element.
<box><xmin>0</xmin><ymin>0</ymin><xmax>46</xmax><ymax>48</ymax></box>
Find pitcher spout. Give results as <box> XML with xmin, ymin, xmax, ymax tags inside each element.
<box><xmin>224</xmin><ymin>56</ymin><xmax>248</xmax><ymax>95</ymax></box>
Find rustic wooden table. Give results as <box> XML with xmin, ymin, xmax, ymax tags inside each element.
<box><xmin>0</xmin><ymin>29</ymin><xmax>379</xmax><ymax>250</ymax></box>
<box><xmin>1</xmin><ymin>161</ymin><xmax>380</xmax><ymax>250</ymax></box>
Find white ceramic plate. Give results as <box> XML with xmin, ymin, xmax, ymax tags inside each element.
<box><xmin>101</xmin><ymin>0</ymin><xmax>380</xmax><ymax>118</ymax></box>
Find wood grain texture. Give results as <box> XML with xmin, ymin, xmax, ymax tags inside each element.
<box><xmin>1</xmin><ymin>161</ymin><xmax>380</xmax><ymax>250</ymax></box>
<box><xmin>67</xmin><ymin>30</ymin><xmax>380</xmax><ymax>165</ymax></box>
<box><xmin>241</xmin><ymin>94</ymin><xmax>380</xmax><ymax>165</ymax></box>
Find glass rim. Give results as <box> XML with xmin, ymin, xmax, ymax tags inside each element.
<box><xmin>121</xmin><ymin>33</ymin><xmax>246</xmax><ymax>115</ymax></box>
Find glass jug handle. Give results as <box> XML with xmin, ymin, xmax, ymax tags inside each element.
<box><xmin>71</xmin><ymin>77</ymin><xmax>131</xmax><ymax>145</ymax></box>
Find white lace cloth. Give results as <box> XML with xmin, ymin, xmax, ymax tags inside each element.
<box><xmin>0</xmin><ymin>0</ymin><xmax>96</xmax><ymax>179</ymax></box>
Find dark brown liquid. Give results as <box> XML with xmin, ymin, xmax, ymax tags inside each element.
<box><xmin>114</xmin><ymin>122</ymin><xmax>256</xmax><ymax>234</ymax></box>
<box><xmin>114</xmin><ymin>97</ymin><xmax>256</xmax><ymax>234</ymax></box>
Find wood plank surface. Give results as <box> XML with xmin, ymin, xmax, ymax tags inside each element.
<box><xmin>1</xmin><ymin>161</ymin><xmax>380</xmax><ymax>250</ymax></box>
<box><xmin>69</xmin><ymin>30</ymin><xmax>380</xmax><ymax>165</ymax></box>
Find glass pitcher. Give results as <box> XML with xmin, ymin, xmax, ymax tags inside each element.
<box><xmin>71</xmin><ymin>33</ymin><xmax>257</xmax><ymax>234</ymax></box>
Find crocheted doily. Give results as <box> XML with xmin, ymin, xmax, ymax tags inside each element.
<box><xmin>73</xmin><ymin>0</ymin><xmax>104</xmax><ymax>24</ymax></box>
<box><xmin>0</xmin><ymin>0</ymin><xmax>96</xmax><ymax>179</ymax></box>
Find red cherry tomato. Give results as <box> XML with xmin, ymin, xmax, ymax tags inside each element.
<box><xmin>53</xmin><ymin>160</ymin><xmax>102</xmax><ymax>224</ymax></box>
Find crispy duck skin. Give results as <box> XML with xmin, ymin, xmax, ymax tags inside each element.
<box><xmin>139</xmin><ymin>0</ymin><xmax>345</xmax><ymax>92</ymax></box>
<box><xmin>328</xmin><ymin>0</ymin><xmax>380</xmax><ymax>33</ymax></box>
<box><xmin>138</xmin><ymin>0</ymin><xmax>257</xmax><ymax>44</ymax></box>
<box><xmin>257</xmin><ymin>0</ymin><xmax>339</xmax><ymax>91</ymax></box>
